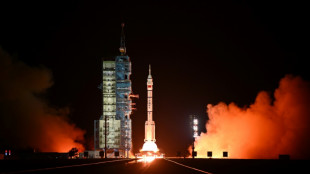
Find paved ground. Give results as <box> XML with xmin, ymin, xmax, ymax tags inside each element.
<box><xmin>0</xmin><ymin>158</ymin><xmax>207</xmax><ymax>174</ymax></box>
<box><xmin>169</xmin><ymin>158</ymin><xmax>309</xmax><ymax>174</ymax></box>
<box><xmin>1</xmin><ymin>158</ymin><xmax>308</xmax><ymax>174</ymax></box>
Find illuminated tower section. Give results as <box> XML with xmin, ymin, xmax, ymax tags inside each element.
<box><xmin>101</xmin><ymin>61</ymin><xmax>120</xmax><ymax>150</ymax></box>
<box><xmin>145</xmin><ymin>65</ymin><xmax>155</xmax><ymax>142</ymax></box>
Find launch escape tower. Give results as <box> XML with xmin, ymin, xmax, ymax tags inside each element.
<box><xmin>94</xmin><ymin>23</ymin><xmax>136</xmax><ymax>158</ymax></box>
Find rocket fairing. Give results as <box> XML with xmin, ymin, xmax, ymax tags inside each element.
<box><xmin>145</xmin><ymin>65</ymin><xmax>156</xmax><ymax>142</ymax></box>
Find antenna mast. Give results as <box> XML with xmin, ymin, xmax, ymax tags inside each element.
<box><xmin>119</xmin><ymin>23</ymin><xmax>126</xmax><ymax>55</ymax></box>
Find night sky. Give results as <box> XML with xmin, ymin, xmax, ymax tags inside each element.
<box><xmin>1</xmin><ymin>0</ymin><xmax>309</xmax><ymax>156</ymax></box>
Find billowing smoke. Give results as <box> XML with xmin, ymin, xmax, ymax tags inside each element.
<box><xmin>0</xmin><ymin>47</ymin><xmax>85</xmax><ymax>152</ymax></box>
<box><xmin>192</xmin><ymin>75</ymin><xmax>310</xmax><ymax>159</ymax></box>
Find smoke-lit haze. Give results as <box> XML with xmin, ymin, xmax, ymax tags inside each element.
<box><xmin>193</xmin><ymin>75</ymin><xmax>310</xmax><ymax>159</ymax></box>
<box><xmin>0</xmin><ymin>47</ymin><xmax>85</xmax><ymax>152</ymax></box>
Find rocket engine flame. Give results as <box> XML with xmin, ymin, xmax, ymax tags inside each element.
<box><xmin>141</xmin><ymin>141</ymin><xmax>159</xmax><ymax>153</ymax></box>
<box><xmin>191</xmin><ymin>75</ymin><xmax>310</xmax><ymax>159</ymax></box>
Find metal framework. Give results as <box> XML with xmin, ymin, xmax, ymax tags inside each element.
<box><xmin>116</xmin><ymin>55</ymin><xmax>132</xmax><ymax>157</ymax></box>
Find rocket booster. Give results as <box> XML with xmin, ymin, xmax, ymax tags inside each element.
<box><xmin>145</xmin><ymin>65</ymin><xmax>156</xmax><ymax>142</ymax></box>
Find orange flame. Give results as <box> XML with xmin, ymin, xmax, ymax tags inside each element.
<box><xmin>0</xmin><ymin>47</ymin><xmax>85</xmax><ymax>153</ymax></box>
<box><xmin>191</xmin><ymin>75</ymin><xmax>310</xmax><ymax>159</ymax></box>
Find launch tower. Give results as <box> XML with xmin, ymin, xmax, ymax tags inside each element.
<box><xmin>94</xmin><ymin>23</ymin><xmax>136</xmax><ymax>158</ymax></box>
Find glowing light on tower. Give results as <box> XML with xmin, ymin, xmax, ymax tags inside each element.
<box><xmin>193</xmin><ymin>118</ymin><xmax>198</xmax><ymax>138</ymax></box>
<box><xmin>190</xmin><ymin>115</ymin><xmax>198</xmax><ymax>158</ymax></box>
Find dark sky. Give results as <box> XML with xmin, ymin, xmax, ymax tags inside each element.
<box><xmin>0</xmin><ymin>0</ymin><xmax>309</xmax><ymax>156</ymax></box>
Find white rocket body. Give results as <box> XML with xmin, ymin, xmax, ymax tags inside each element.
<box><xmin>145</xmin><ymin>65</ymin><xmax>156</xmax><ymax>142</ymax></box>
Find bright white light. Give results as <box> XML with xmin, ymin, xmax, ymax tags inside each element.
<box><xmin>193</xmin><ymin>125</ymin><xmax>198</xmax><ymax>131</ymax></box>
<box><xmin>194</xmin><ymin>132</ymin><xmax>198</xmax><ymax>138</ymax></box>
<box><xmin>193</xmin><ymin>118</ymin><xmax>198</xmax><ymax>125</ymax></box>
<box><xmin>141</xmin><ymin>141</ymin><xmax>158</xmax><ymax>152</ymax></box>
<box><xmin>137</xmin><ymin>155</ymin><xmax>156</xmax><ymax>163</ymax></box>
<box><xmin>144</xmin><ymin>156</ymin><xmax>156</xmax><ymax>162</ymax></box>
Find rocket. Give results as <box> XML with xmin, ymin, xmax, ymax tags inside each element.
<box><xmin>140</xmin><ymin>65</ymin><xmax>159</xmax><ymax>153</ymax></box>
<box><xmin>145</xmin><ymin>65</ymin><xmax>156</xmax><ymax>142</ymax></box>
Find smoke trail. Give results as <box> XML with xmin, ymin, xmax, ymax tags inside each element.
<box><xmin>192</xmin><ymin>75</ymin><xmax>310</xmax><ymax>159</ymax></box>
<box><xmin>0</xmin><ymin>47</ymin><xmax>85</xmax><ymax>152</ymax></box>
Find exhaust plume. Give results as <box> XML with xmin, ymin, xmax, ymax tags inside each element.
<box><xmin>192</xmin><ymin>75</ymin><xmax>310</xmax><ymax>159</ymax></box>
<box><xmin>0</xmin><ymin>47</ymin><xmax>85</xmax><ymax>152</ymax></box>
